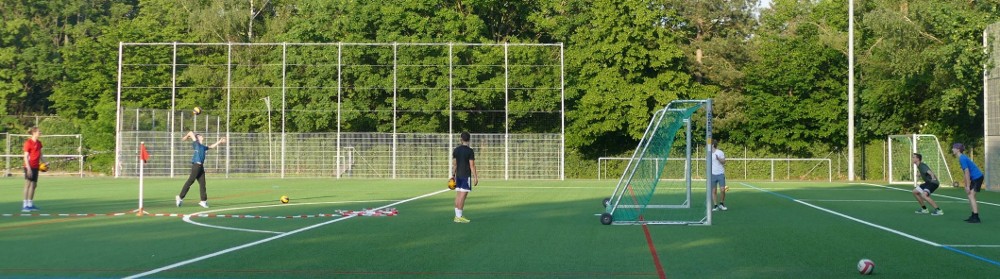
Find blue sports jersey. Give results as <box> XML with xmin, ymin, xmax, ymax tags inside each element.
<box><xmin>191</xmin><ymin>141</ymin><xmax>209</xmax><ymax>164</ymax></box>
<box><xmin>959</xmin><ymin>154</ymin><xmax>983</xmax><ymax>180</ymax></box>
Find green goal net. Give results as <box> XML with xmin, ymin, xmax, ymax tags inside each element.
<box><xmin>601</xmin><ymin>99</ymin><xmax>712</xmax><ymax>225</ymax></box>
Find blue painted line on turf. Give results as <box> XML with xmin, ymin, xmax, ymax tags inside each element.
<box><xmin>740</xmin><ymin>182</ymin><xmax>1000</xmax><ymax>268</ymax></box>
<box><xmin>941</xmin><ymin>245</ymin><xmax>1000</xmax><ymax>267</ymax></box>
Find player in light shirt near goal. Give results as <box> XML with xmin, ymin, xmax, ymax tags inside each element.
<box><xmin>711</xmin><ymin>138</ymin><xmax>728</xmax><ymax>211</ymax></box>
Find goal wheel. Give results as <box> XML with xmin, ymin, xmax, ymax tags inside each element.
<box><xmin>600</xmin><ymin>213</ymin><xmax>613</xmax><ymax>225</ymax></box>
<box><xmin>602</xmin><ymin>197</ymin><xmax>611</xmax><ymax>208</ymax></box>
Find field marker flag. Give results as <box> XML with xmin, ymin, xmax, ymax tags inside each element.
<box><xmin>134</xmin><ymin>142</ymin><xmax>150</xmax><ymax>216</ymax></box>
<box><xmin>140</xmin><ymin>142</ymin><xmax>150</xmax><ymax>164</ymax></box>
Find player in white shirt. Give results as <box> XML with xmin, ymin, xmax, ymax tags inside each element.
<box><xmin>710</xmin><ymin>139</ymin><xmax>727</xmax><ymax>211</ymax></box>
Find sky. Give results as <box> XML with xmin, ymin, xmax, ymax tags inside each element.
<box><xmin>759</xmin><ymin>0</ymin><xmax>772</xmax><ymax>9</ymax></box>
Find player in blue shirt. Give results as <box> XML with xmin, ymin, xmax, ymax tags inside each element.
<box><xmin>952</xmin><ymin>143</ymin><xmax>983</xmax><ymax>223</ymax></box>
<box><xmin>175</xmin><ymin>131</ymin><xmax>227</xmax><ymax>208</ymax></box>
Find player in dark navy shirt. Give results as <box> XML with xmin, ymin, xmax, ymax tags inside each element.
<box><xmin>452</xmin><ymin>132</ymin><xmax>479</xmax><ymax>223</ymax></box>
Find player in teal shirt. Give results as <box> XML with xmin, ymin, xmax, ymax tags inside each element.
<box><xmin>175</xmin><ymin>131</ymin><xmax>227</xmax><ymax>209</ymax></box>
<box><xmin>952</xmin><ymin>143</ymin><xmax>983</xmax><ymax>223</ymax></box>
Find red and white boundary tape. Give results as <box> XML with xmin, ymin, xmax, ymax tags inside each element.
<box><xmin>335</xmin><ymin>208</ymin><xmax>399</xmax><ymax>217</ymax></box>
<box><xmin>1</xmin><ymin>213</ymin><xmax>128</xmax><ymax>217</ymax></box>
<box><xmin>1</xmin><ymin>208</ymin><xmax>398</xmax><ymax>219</ymax></box>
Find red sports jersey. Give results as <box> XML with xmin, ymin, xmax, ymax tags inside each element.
<box><xmin>23</xmin><ymin>139</ymin><xmax>42</xmax><ymax>169</ymax></box>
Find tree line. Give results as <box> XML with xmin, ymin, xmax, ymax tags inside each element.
<box><xmin>1</xmin><ymin>0</ymin><xmax>997</xmax><ymax>175</ymax></box>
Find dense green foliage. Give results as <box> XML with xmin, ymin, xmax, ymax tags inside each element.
<box><xmin>1</xmin><ymin>0</ymin><xmax>998</xmax><ymax>176</ymax></box>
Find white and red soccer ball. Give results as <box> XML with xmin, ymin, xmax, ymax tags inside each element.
<box><xmin>857</xmin><ymin>258</ymin><xmax>875</xmax><ymax>275</ymax></box>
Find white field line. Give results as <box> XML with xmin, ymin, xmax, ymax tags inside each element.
<box><xmin>738</xmin><ymin>182</ymin><xmax>940</xmax><ymax>246</ymax></box>
<box><xmin>182</xmin><ymin>200</ymin><xmax>397</xmax><ymax>234</ymax></box>
<box><xmin>856</xmin><ymin>183</ymin><xmax>1000</xmax><ymax>207</ymax></box>
<box><xmin>741</xmin><ymin>182</ymin><xmax>1000</xmax><ymax>267</ymax></box>
<box><xmin>125</xmin><ymin>189</ymin><xmax>449</xmax><ymax>279</ymax></box>
<box><xmin>798</xmin><ymin>199</ymin><xmax>967</xmax><ymax>203</ymax></box>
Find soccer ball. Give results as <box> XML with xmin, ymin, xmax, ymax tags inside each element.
<box><xmin>193</xmin><ymin>107</ymin><xmax>202</xmax><ymax>115</ymax></box>
<box><xmin>447</xmin><ymin>178</ymin><xmax>456</xmax><ymax>190</ymax></box>
<box><xmin>279</xmin><ymin>195</ymin><xmax>289</xmax><ymax>204</ymax></box>
<box><xmin>39</xmin><ymin>163</ymin><xmax>48</xmax><ymax>172</ymax></box>
<box><xmin>857</xmin><ymin>258</ymin><xmax>875</xmax><ymax>275</ymax></box>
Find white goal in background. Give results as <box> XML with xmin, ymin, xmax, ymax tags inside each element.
<box><xmin>2</xmin><ymin>134</ymin><xmax>84</xmax><ymax>177</ymax></box>
<box><xmin>888</xmin><ymin>134</ymin><xmax>955</xmax><ymax>186</ymax></box>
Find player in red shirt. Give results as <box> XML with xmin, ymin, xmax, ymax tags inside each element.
<box><xmin>22</xmin><ymin>127</ymin><xmax>43</xmax><ymax>213</ymax></box>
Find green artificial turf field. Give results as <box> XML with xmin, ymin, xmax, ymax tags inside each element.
<box><xmin>1</xmin><ymin>177</ymin><xmax>999</xmax><ymax>278</ymax></box>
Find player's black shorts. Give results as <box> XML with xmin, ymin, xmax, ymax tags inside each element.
<box><xmin>918</xmin><ymin>182</ymin><xmax>939</xmax><ymax>195</ymax></box>
<box><xmin>23</xmin><ymin>167</ymin><xmax>39</xmax><ymax>182</ymax></box>
<box><xmin>970</xmin><ymin>176</ymin><xmax>985</xmax><ymax>192</ymax></box>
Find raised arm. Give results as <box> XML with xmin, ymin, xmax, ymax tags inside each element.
<box><xmin>209</xmin><ymin>137</ymin><xmax>228</xmax><ymax>149</ymax></box>
<box><xmin>181</xmin><ymin>131</ymin><xmax>195</xmax><ymax>141</ymax></box>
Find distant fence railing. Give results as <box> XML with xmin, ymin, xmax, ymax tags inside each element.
<box><xmin>598</xmin><ymin>157</ymin><xmax>833</xmax><ymax>182</ymax></box>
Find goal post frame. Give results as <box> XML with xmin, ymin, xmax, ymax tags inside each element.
<box><xmin>603</xmin><ymin>99</ymin><xmax>713</xmax><ymax>226</ymax></box>
<box><xmin>4</xmin><ymin>133</ymin><xmax>85</xmax><ymax>177</ymax></box>
<box><xmin>887</xmin><ymin>134</ymin><xmax>954</xmax><ymax>186</ymax></box>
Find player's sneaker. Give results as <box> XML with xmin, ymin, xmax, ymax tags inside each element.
<box><xmin>21</xmin><ymin>206</ymin><xmax>31</xmax><ymax>213</ymax></box>
<box><xmin>27</xmin><ymin>205</ymin><xmax>39</xmax><ymax>211</ymax></box>
<box><xmin>198</xmin><ymin>201</ymin><xmax>209</xmax><ymax>208</ymax></box>
<box><xmin>718</xmin><ymin>204</ymin><xmax>728</xmax><ymax>211</ymax></box>
<box><xmin>175</xmin><ymin>195</ymin><xmax>183</xmax><ymax>207</ymax></box>
<box><xmin>453</xmin><ymin>216</ymin><xmax>470</xmax><ymax>223</ymax></box>
<box><xmin>915</xmin><ymin>208</ymin><xmax>929</xmax><ymax>214</ymax></box>
<box><xmin>712</xmin><ymin>205</ymin><xmax>719</xmax><ymax>212</ymax></box>
<box><xmin>931</xmin><ymin>209</ymin><xmax>943</xmax><ymax>216</ymax></box>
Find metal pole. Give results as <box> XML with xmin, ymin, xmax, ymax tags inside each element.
<box><xmin>887</xmin><ymin>136</ymin><xmax>892</xmax><ymax>183</ymax></box>
<box><xmin>504</xmin><ymin>43</ymin><xmax>509</xmax><ymax>180</ymax></box>
<box><xmin>115</xmin><ymin>42</ymin><xmax>124</xmax><ymax>177</ymax></box>
<box><xmin>171</xmin><ymin>42</ymin><xmax>177</xmax><ymax>177</ymax></box>
<box><xmin>337</xmin><ymin>42</ymin><xmax>342</xmax><ymax>179</ymax></box>
<box><xmin>226</xmin><ymin>43</ymin><xmax>232</xmax><ymax>178</ymax></box>
<box><xmin>560</xmin><ymin>43</ymin><xmax>566</xmax><ymax>180</ymax></box>
<box><xmin>685</xmin><ymin>118</ymin><xmax>692</xmax><ymax>204</ymax></box>
<box><xmin>264</xmin><ymin>96</ymin><xmax>273</xmax><ymax>174</ymax></box>
<box><xmin>281</xmin><ymin>42</ymin><xmax>287</xmax><ymax>178</ymax></box>
<box><xmin>79</xmin><ymin>135</ymin><xmax>84</xmax><ymax>177</ymax></box>
<box><xmin>912</xmin><ymin>134</ymin><xmax>918</xmax><ymax>186</ymax></box>
<box><xmin>392</xmin><ymin>42</ymin><xmax>398</xmax><ymax>179</ymax></box>
<box><xmin>449</xmin><ymin>43</ymin><xmax>454</xmax><ymax>178</ymax></box>
<box><xmin>771</xmin><ymin>160</ymin><xmax>775</xmax><ymax>182</ymax></box>
<box><xmin>848</xmin><ymin>0</ymin><xmax>856</xmax><ymax>181</ymax></box>
<box><xmin>985</xmin><ymin>28</ymin><xmax>991</xmax><ymax>189</ymax></box>
<box><xmin>5</xmin><ymin>134</ymin><xmax>9</xmax><ymax>177</ymax></box>
<box><xmin>704</xmin><ymin>99</ymin><xmax>713</xmax><ymax>225</ymax></box>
